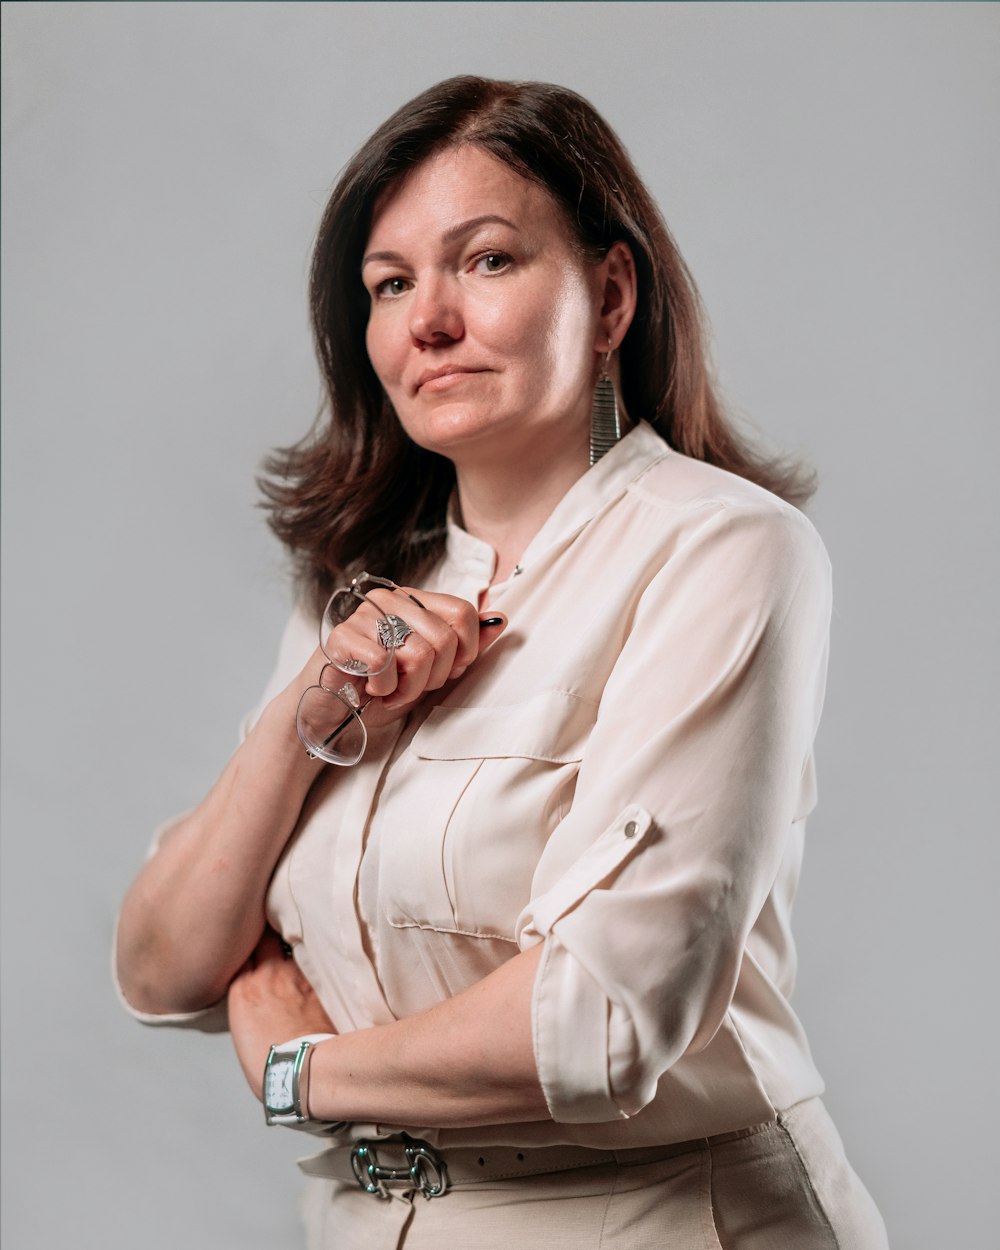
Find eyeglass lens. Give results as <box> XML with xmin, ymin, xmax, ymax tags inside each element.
<box><xmin>295</xmin><ymin>684</ymin><xmax>368</xmax><ymax>766</ymax></box>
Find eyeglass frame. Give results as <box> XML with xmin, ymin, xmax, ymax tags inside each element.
<box><xmin>296</xmin><ymin>573</ymin><xmax>425</xmax><ymax>765</ymax></box>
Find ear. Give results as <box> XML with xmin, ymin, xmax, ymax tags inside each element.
<box><xmin>594</xmin><ymin>241</ymin><xmax>638</xmax><ymax>352</ymax></box>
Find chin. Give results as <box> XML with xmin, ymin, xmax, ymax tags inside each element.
<box><xmin>403</xmin><ymin>409</ymin><xmax>517</xmax><ymax>456</ymax></box>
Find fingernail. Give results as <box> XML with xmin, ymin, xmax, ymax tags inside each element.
<box><xmin>479</xmin><ymin>616</ymin><xmax>504</xmax><ymax>628</ymax></box>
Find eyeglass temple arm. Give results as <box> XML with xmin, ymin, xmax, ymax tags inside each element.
<box><xmin>319</xmin><ymin>696</ymin><xmax>372</xmax><ymax>752</ymax></box>
<box><xmin>351</xmin><ymin>574</ymin><xmax>426</xmax><ymax>610</ymax></box>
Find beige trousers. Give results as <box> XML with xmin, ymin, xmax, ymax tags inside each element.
<box><xmin>300</xmin><ymin>1099</ymin><xmax>888</xmax><ymax>1250</ymax></box>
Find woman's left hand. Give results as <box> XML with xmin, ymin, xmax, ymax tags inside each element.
<box><xmin>228</xmin><ymin>928</ymin><xmax>336</xmax><ymax>1100</ymax></box>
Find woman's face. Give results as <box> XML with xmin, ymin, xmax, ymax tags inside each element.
<box><xmin>362</xmin><ymin>145</ymin><xmax>608</xmax><ymax>471</ymax></box>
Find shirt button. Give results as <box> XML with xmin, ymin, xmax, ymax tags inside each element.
<box><xmin>624</xmin><ymin>821</ymin><xmax>637</xmax><ymax>838</ymax></box>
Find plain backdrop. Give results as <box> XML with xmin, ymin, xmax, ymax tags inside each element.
<box><xmin>2</xmin><ymin>3</ymin><xmax>997</xmax><ymax>1247</ymax></box>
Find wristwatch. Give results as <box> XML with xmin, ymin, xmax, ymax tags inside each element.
<box><xmin>263</xmin><ymin>1033</ymin><xmax>340</xmax><ymax>1130</ymax></box>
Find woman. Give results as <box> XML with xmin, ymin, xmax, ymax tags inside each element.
<box><xmin>116</xmin><ymin>76</ymin><xmax>888</xmax><ymax>1249</ymax></box>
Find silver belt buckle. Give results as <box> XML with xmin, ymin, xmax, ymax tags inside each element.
<box><xmin>350</xmin><ymin>1138</ymin><xmax>449</xmax><ymax>1200</ymax></box>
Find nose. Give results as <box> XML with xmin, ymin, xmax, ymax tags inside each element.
<box><xmin>408</xmin><ymin>275</ymin><xmax>463</xmax><ymax>347</ymax></box>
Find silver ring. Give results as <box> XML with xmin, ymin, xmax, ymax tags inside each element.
<box><xmin>376</xmin><ymin>614</ymin><xmax>412</xmax><ymax>650</ymax></box>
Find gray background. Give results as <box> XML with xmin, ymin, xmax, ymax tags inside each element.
<box><xmin>2</xmin><ymin>3</ymin><xmax>997</xmax><ymax>1246</ymax></box>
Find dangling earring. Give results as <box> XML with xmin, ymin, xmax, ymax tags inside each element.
<box><xmin>589</xmin><ymin>349</ymin><xmax>621</xmax><ymax>467</ymax></box>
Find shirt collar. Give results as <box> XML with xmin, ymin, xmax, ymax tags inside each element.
<box><xmin>441</xmin><ymin>421</ymin><xmax>671</xmax><ymax>591</ymax></box>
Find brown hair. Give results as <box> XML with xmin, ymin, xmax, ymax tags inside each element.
<box><xmin>260</xmin><ymin>76</ymin><xmax>814</xmax><ymax>614</ymax></box>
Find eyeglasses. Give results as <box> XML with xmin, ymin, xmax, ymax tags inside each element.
<box><xmin>295</xmin><ymin>665</ymin><xmax>371</xmax><ymax>766</ymax></box>
<box><xmin>295</xmin><ymin>573</ymin><xmax>417</xmax><ymax>766</ymax></box>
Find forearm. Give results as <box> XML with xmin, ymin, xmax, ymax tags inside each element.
<box><xmin>307</xmin><ymin>944</ymin><xmax>549</xmax><ymax>1128</ymax></box>
<box><xmin>117</xmin><ymin>688</ymin><xmax>324</xmax><ymax>1014</ymax></box>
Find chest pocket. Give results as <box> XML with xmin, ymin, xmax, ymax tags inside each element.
<box><xmin>375</xmin><ymin>688</ymin><xmax>595</xmax><ymax>939</ymax></box>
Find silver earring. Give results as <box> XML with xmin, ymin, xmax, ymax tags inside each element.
<box><xmin>589</xmin><ymin>351</ymin><xmax>621</xmax><ymax>467</ymax></box>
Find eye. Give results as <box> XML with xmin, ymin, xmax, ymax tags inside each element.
<box><xmin>373</xmin><ymin>276</ymin><xmax>411</xmax><ymax>299</ymax></box>
<box><xmin>472</xmin><ymin>252</ymin><xmax>512</xmax><ymax>275</ymax></box>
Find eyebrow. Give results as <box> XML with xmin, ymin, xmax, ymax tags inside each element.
<box><xmin>361</xmin><ymin>215</ymin><xmax>519</xmax><ymax>269</ymax></box>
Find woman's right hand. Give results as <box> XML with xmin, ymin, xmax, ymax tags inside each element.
<box><xmin>297</xmin><ymin>584</ymin><xmax>507</xmax><ymax>727</ymax></box>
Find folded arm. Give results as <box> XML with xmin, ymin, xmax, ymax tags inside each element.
<box><xmin>229</xmin><ymin>930</ymin><xmax>548</xmax><ymax>1127</ymax></box>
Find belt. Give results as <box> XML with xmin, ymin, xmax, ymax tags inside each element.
<box><xmin>298</xmin><ymin>1125</ymin><xmax>772</xmax><ymax>1200</ymax></box>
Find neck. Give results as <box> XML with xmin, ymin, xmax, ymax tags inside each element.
<box><xmin>453</xmin><ymin>425</ymin><xmax>590</xmax><ymax>585</ymax></box>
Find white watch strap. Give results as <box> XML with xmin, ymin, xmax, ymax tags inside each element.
<box><xmin>278</xmin><ymin>1032</ymin><xmax>337</xmax><ymax>1050</ymax></box>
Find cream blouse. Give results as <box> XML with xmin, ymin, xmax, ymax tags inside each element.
<box><xmin>120</xmin><ymin>421</ymin><xmax>832</xmax><ymax>1151</ymax></box>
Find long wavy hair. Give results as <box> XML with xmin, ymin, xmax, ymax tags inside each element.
<box><xmin>260</xmin><ymin>76</ymin><xmax>814</xmax><ymax>615</ymax></box>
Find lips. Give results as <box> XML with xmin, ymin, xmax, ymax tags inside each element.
<box><xmin>415</xmin><ymin>365</ymin><xmax>486</xmax><ymax>392</ymax></box>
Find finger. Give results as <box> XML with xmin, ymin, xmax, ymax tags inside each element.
<box><xmin>363</xmin><ymin>653</ymin><xmax>400</xmax><ymax>700</ymax></box>
<box><xmin>318</xmin><ymin>599</ymin><xmax>402</xmax><ymax>698</ymax></box>
<box><xmin>340</xmin><ymin>595</ymin><xmax>436</xmax><ymax>703</ymax></box>
<box><xmin>391</xmin><ymin>588</ymin><xmax>483</xmax><ymax>673</ymax></box>
<box><xmin>476</xmin><ymin>614</ymin><xmax>507</xmax><ymax>652</ymax></box>
<box><xmin>354</xmin><ymin>592</ymin><xmax>445</xmax><ymax>689</ymax></box>
<box><xmin>393</xmin><ymin>603</ymin><xmax>459</xmax><ymax>693</ymax></box>
<box><xmin>378</xmin><ymin>632</ymin><xmax>437</xmax><ymax>709</ymax></box>
<box><xmin>324</xmin><ymin>617</ymin><xmax>399</xmax><ymax>691</ymax></box>
<box><xmin>363</xmin><ymin>588</ymin><xmax>461</xmax><ymax>694</ymax></box>
<box><xmin>449</xmin><ymin>614</ymin><xmax>508</xmax><ymax>681</ymax></box>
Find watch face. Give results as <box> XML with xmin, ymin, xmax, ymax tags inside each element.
<box><xmin>265</xmin><ymin>1057</ymin><xmax>295</xmax><ymax>1113</ymax></box>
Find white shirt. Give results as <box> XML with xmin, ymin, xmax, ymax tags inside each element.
<box><xmin>122</xmin><ymin>422</ymin><xmax>831</xmax><ymax>1150</ymax></box>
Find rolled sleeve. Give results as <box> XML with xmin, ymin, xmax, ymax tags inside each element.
<box><xmin>111</xmin><ymin>814</ymin><xmax>230</xmax><ymax>1032</ymax></box>
<box><xmin>111</xmin><ymin>913</ymin><xmax>230</xmax><ymax>1032</ymax></box>
<box><xmin>516</xmin><ymin>501</ymin><xmax>832</xmax><ymax>1123</ymax></box>
<box><xmin>524</xmin><ymin>806</ymin><xmax>654</xmax><ymax>1120</ymax></box>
